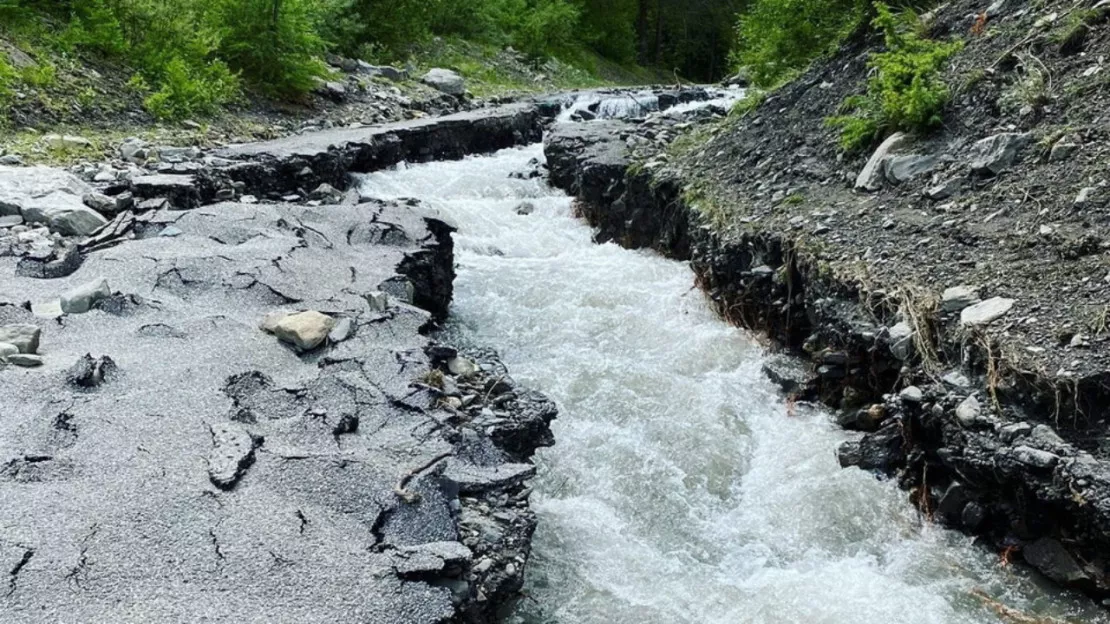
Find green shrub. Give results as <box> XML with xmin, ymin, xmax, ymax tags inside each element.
<box><xmin>732</xmin><ymin>0</ymin><xmax>870</xmax><ymax>87</ymax></box>
<box><xmin>142</xmin><ymin>56</ymin><xmax>238</xmax><ymax>120</ymax></box>
<box><xmin>210</xmin><ymin>0</ymin><xmax>334</xmax><ymax>96</ymax></box>
<box><xmin>826</xmin><ymin>3</ymin><xmax>962</xmax><ymax>151</ymax></box>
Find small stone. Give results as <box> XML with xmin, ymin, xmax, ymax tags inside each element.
<box><xmin>0</xmin><ymin>324</ymin><xmax>41</xmax><ymax>354</ymax></box>
<box><xmin>969</xmin><ymin>133</ymin><xmax>1032</xmax><ymax>175</ymax></box>
<box><xmin>900</xmin><ymin>386</ymin><xmax>924</xmax><ymax>403</ymax></box>
<box><xmin>60</xmin><ymin>278</ymin><xmax>111</xmax><ymax>314</ymax></box>
<box><xmin>240</xmin><ymin>195</ymin><xmax>258</xmax><ymax>204</ymax></box>
<box><xmin>960</xmin><ymin>297</ymin><xmax>1015</xmax><ymax>326</ymax></box>
<box><xmin>31</xmin><ymin>300</ymin><xmax>63</xmax><ymax>319</ymax></box>
<box><xmin>888</xmin><ymin>322</ymin><xmax>914</xmax><ymax>360</ymax></box>
<box><xmin>82</xmin><ymin>191</ymin><xmax>115</xmax><ymax>212</ymax></box>
<box><xmin>1075</xmin><ymin>187</ymin><xmax>1096</xmax><ymax>206</ymax></box>
<box><xmin>365</xmin><ymin>291</ymin><xmax>389</xmax><ymax>312</ymax></box>
<box><xmin>941</xmin><ymin>285</ymin><xmax>981</xmax><ymax>312</ymax></box>
<box><xmin>309</xmin><ymin>183</ymin><xmax>344</xmax><ymax>205</ymax></box>
<box><xmin>1049</xmin><ymin>141</ymin><xmax>1080</xmax><ymax>162</ymax></box>
<box><xmin>269</xmin><ymin>310</ymin><xmax>335</xmax><ymax>352</ymax></box>
<box><xmin>942</xmin><ymin>371</ymin><xmax>971</xmax><ymax>388</ymax></box>
<box><xmin>207</xmin><ymin>422</ymin><xmax>258</xmax><ymax>489</ymax></box>
<box><xmin>955</xmin><ymin>395</ymin><xmax>982</xmax><ymax>426</ymax></box>
<box><xmin>925</xmin><ymin>178</ymin><xmax>961</xmax><ymax>201</ymax></box>
<box><xmin>447</xmin><ymin>357</ymin><xmax>480</xmax><ymax>377</ymax></box>
<box><xmin>1012</xmin><ymin>445</ymin><xmax>1059</xmax><ymax>469</ymax></box>
<box><xmin>7</xmin><ymin>353</ymin><xmax>43</xmax><ymax>367</ymax></box>
<box><xmin>515</xmin><ymin>202</ymin><xmax>535</xmax><ymax>216</ymax></box>
<box><xmin>328</xmin><ymin>317</ymin><xmax>354</xmax><ymax>343</ymax></box>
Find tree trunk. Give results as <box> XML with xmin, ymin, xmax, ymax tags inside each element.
<box><xmin>637</xmin><ymin>0</ymin><xmax>650</xmax><ymax>64</ymax></box>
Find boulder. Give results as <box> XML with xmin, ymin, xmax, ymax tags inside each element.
<box><xmin>883</xmin><ymin>154</ymin><xmax>937</xmax><ymax>184</ymax></box>
<box><xmin>0</xmin><ymin>324</ymin><xmax>41</xmax><ymax>354</ymax></box>
<box><xmin>422</xmin><ymin>68</ymin><xmax>465</xmax><ymax>96</ymax></box>
<box><xmin>359</xmin><ymin>62</ymin><xmax>407</xmax><ymax>82</ymax></box>
<box><xmin>264</xmin><ymin>310</ymin><xmax>336</xmax><ymax>352</ymax></box>
<box><xmin>969</xmin><ymin>133</ymin><xmax>1032</xmax><ymax>175</ymax></box>
<box><xmin>1023</xmin><ymin>538</ymin><xmax>1090</xmax><ymax>586</ymax></box>
<box><xmin>855</xmin><ymin>132</ymin><xmax>906</xmax><ymax>191</ymax></box>
<box><xmin>60</xmin><ymin>277</ymin><xmax>112</xmax><ymax>314</ymax></box>
<box><xmin>0</xmin><ymin>166</ymin><xmax>106</xmax><ymax>235</ymax></box>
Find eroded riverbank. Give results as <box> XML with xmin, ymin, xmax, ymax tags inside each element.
<box><xmin>358</xmin><ymin>143</ymin><xmax>1108</xmax><ymax>623</ymax></box>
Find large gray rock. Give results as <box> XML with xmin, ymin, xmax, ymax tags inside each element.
<box><xmin>0</xmin><ymin>166</ymin><xmax>106</xmax><ymax>235</ymax></box>
<box><xmin>0</xmin><ymin>324</ymin><xmax>40</xmax><ymax>353</ymax></box>
<box><xmin>360</xmin><ymin>62</ymin><xmax>407</xmax><ymax>82</ymax></box>
<box><xmin>855</xmin><ymin>133</ymin><xmax>906</xmax><ymax>191</ymax></box>
<box><xmin>888</xmin><ymin>321</ymin><xmax>914</xmax><ymax>360</ymax></box>
<box><xmin>1023</xmin><ymin>538</ymin><xmax>1090</xmax><ymax>585</ymax></box>
<box><xmin>422</xmin><ymin>68</ymin><xmax>465</xmax><ymax>96</ymax></box>
<box><xmin>60</xmin><ymin>277</ymin><xmax>111</xmax><ymax>314</ymax></box>
<box><xmin>884</xmin><ymin>154</ymin><xmax>937</xmax><ymax>184</ymax></box>
<box><xmin>969</xmin><ymin>133</ymin><xmax>1032</xmax><ymax>175</ymax></box>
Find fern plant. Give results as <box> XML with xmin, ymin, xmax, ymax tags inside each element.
<box><xmin>827</xmin><ymin>2</ymin><xmax>963</xmax><ymax>151</ymax></box>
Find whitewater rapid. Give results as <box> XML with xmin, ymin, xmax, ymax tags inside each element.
<box><xmin>357</xmin><ymin>143</ymin><xmax>1105</xmax><ymax>624</ymax></box>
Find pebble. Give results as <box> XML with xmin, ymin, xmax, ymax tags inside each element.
<box><xmin>941</xmin><ymin>285</ymin><xmax>980</xmax><ymax>312</ymax></box>
<box><xmin>0</xmin><ymin>342</ymin><xmax>18</xmax><ymax>361</ymax></box>
<box><xmin>448</xmin><ymin>356</ymin><xmax>480</xmax><ymax>377</ymax></box>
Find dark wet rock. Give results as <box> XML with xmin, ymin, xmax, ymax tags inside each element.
<box><xmin>1024</xmin><ymin>538</ymin><xmax>1091</xmax><ymax>586</ymax></box>
<box><xmin>66</xmin><ymin>354</ymin><xmax>118</xmax><ymax>388</ymax></box>
<box><xmin>207</xmin><ymin>421</ymin><xmax>259</xmax><ymax>489</ymax></box>
<box><xmin>762</xmin><ymin>353</ymin><xmax>815</xmax><ymax>396</ymax></box>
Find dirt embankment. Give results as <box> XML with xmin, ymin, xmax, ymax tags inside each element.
<box><xmin>544</xmin><ymin>0</ymin><xmax>1110</xmax><ymax>603</ymax></box>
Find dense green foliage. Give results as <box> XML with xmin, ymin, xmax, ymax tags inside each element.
<box><xmin>732</xmin><ymin>0</ymin><xmax>870</xmax><ymax>87</ymax></box>
<box><xmin>827</xmin><ymin>3</ymin><xmax>961</xmax><ymax>150</ymax></box>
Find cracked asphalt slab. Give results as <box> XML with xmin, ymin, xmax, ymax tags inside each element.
<box><xmin>0</xmin><ymin>193</ymin><xmax>550</xmax><ymax>621</ymax></box>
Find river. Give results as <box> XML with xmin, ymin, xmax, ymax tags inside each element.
<box><xmin>357</xmin><ymin>120</ymin><xmax>1106</xmax><ymax>623</ymax></box>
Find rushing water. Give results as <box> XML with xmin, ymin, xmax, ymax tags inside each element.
<box><xmin>358</xmin><ymin>140</ymin><xmax>1108</xmax><ymax>623</ymax></box>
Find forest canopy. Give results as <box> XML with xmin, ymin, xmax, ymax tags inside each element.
<box><xmin>0</xmin><ymin>0</ymin><xmax>887</xmax><ymax>116</ymax></box>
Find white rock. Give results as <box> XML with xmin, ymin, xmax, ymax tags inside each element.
<box><xmin>960</xmin><ymin>297</ymin><xmax>1015</xmax><ymax>326</ymax></box>
<box><xmin>268</xmin><ymin>310</ymin><xmax>335</xmax><ymax>352</ymax></box>
<box><xmin>0</xmin><ymin>342</ymin><xmax>18</xmax><ymax>361</ymax></box>
<box><xmin>61</xmin><ymin>278</ymin><xmax>111</xmax><ymax>314</ymax></box>
<box><xmin>888</xmin><ymin>322</ymin><xmax>914</xmax><ymax>360</ymax></box>
<box><xmin>0</xmin><ymin>324</ymin><xmax>41</xmax><ymax>353</ymax></box>
<box><xmin>900</xmin><ymin>386</ymin><xmax>924</xmax><ymax>402</ymax></box>
<box><xmin>956</xmin><ymin>395</ymin><xmax>982</xmax><ymax>426</ymax></box>
<box><xmin>447</xmin><ymin>357</ymin><xmax>480</xmax><ymax>377</ymax></box>
<box><xmin>365</xmin><ymin>291</ymin><xmax>389</xmax><ymax>312</ymax></box>
<box><xmin>855</xmin><ymin>132</ymin><xmax>905</xmax><ymax>192</ymax></box>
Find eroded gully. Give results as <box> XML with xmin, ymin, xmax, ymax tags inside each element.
<box><xmin>356</xmin><ymin>125</ymin><xmax>1107</xmax><ymax>623</ymax></box>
